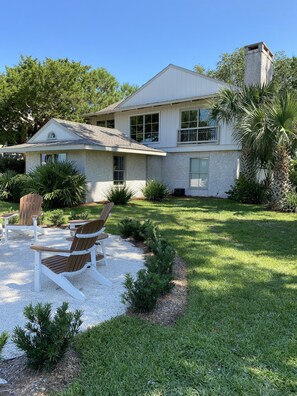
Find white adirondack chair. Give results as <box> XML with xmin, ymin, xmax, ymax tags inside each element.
<box><xmin>31</xmin><ymin>219</ymin><xmax>112</xmax><ymax>300</ymax></box>
<box><xmin>2</xmin><ymin>194</ymin><xmax>44</xmax><ymax>242</ymax></box>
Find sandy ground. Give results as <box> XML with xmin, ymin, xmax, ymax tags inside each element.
<box><xmin>0</xmin><ymin>228</ymin><xmax>144</xmax><ymax>359</ymax></box>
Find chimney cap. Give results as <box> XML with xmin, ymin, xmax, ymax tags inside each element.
<box><xmin>244</xmin><ymin>42</ymin><xmax>274</xmax><ymax>60</ymax></box>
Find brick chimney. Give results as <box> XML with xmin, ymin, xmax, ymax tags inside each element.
<box><xmin>244</xmin><ymin>42</ymin><xmax>274</xmax><ymax>86</ymax></box>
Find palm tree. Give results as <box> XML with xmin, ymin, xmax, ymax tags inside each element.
<box><xmin>211</xmin><ymin>83</ymin><xmax>274</xmax><ymax>182</ymax></box>
<box><xmin>240</xmin><ymin>92</ymin><xmax>297</xmax><ymax>208</ymax></box>
<box><xmin>211</xmin><ymin>86</ymin><xmax>297</xmax><ymax>209</ymax></box>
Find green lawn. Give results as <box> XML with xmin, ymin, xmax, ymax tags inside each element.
<box><xmin>2</xmin><ymin>198</ymin><xmax>297</xmax><ymax>395</ymax></box>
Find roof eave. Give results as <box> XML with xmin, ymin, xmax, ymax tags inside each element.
<box><xmin>0</xmin><ymin>144</ymin><xmax>166</xmax><ymax>156</ymax></box>
<box><xmin>85</xmin><ymin>94</ymin><xmax>218</xmax><ymax>117</ymax></box>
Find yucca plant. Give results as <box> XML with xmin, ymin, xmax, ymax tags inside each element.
<box><xmin>105</xmin><ymin>185</ymin><xmax>134</xmax><ymax>204</ymax></box>
<box><xmin>26</xmin><ymin>161</ymin><xmax>88</xmax><ymax>209</ymax></box>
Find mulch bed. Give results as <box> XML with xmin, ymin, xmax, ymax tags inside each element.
<box><xmin>0</xmin><ymin>255</ymin><xmax>187</xmax><ymax>395</ymax></box>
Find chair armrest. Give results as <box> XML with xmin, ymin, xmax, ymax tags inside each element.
<box><xmin>31</xmin><ymin>245</ymin><xmax>71</xmax><ymax>253</ymax></box>
<box><xmin>68</xmin><ymin>220</ymin><xmax>90</xmax><ymax>228</ymax></box>
<box><xmin>1</xmin><ymin>213</ymin><xmax>18</xmax><ymax>219</ymax></box>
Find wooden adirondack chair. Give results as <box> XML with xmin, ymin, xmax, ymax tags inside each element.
<box><xmin>2</xmin><ymin>194</ymin><xmax>44</xmax><ymax>242</ymax></box>
<box><xmin>31</xmin><ymin>219</ymin><xmax>112</xmax><ymax>300</ymax></box>
<box><xmin>68</xmin><ymin>202</ymin><xmax>114</xmax><ymax>265</ymax></box>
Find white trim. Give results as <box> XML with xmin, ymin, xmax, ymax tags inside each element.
<box><xmin>189</xmin><ymin>157</ymin><xmax>209</xmax><ymax>190</ymax></box>
<box><xmin>0</xmin><ymin>144</ymin><xmax>167</xmax><ymax>156</ymax></box>
<box><xmin>129</xmin><ymin>111</ymin><xmax>160</xmax><ymax>144</ymax></box>
<box><xmin>28</xmin><ymin>119</ymin><xmax>79</xmax><ymax>143</ymax></box>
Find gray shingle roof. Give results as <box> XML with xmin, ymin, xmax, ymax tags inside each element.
<box><xmin>2</xmin><ymin>119</ymin><xmax>165</xmax><ymax>156</ymax></box>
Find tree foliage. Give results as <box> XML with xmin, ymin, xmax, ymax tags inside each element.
<box><xmin>194</xmin><ymin>47</ymin><xmax>297</xmax><ymax>91</ymax></box>
<box><xmin>0</xmin><ymin>56</ymin><xmax>137</xmax><ymax>144</ymax></box>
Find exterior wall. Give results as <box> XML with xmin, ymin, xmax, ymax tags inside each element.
<box><xmin>121</xmin><ymin>66</ymin><xmax>228</xmax><ymax>108</ymax></box>
<box><xmin>26</xmin><ymin>150</ymin><xmax>147</xmax><ymax>203</ymax></box>
<box><xmin>147</xmin><ymin>157</ymin><xmax>163</xmax><ymax>181</ymax></box>
<box><xmin>25</xmin><ymin>151</ymin><xmax>86</xmax><ymax>174</ymax></box>
<box><xmin>25</xmin><ymin>153</ymin><xmax>41</xmax><ymax>173</ymax></box>
<box><xmin>84</xmin><ymin>151</ymin><xmax>147</xmax><ymax>202</ymax></box>
<box><xmin>161</xmin><ymin>151</ymin><xmax>240</xmax><ymax>198</ymax></box>
<box><xmin>114</xmin><ymin>100</ymin><xmax>237</xmax><ymax>151</ymax></box>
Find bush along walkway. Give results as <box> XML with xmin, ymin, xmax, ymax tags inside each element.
<box><xmin>119</xmin><ymin>219</ymin><xmax>177</xmax><ymax>313</ymax></box>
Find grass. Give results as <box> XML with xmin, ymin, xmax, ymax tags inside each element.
<box><xmin>1</xmin><ymin>198</ymin><xmax>296</xmax><ymax>395</ymax></box>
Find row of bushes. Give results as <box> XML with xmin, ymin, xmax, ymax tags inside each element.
<box><xmin>0</xmin><ymin>302</ymin><xmax>82</xmax><ymax>370</ymax></box>
<box><xmin>119</xmin><ymin>219</ymin><xmax>176</xmax><ymax>312</ymax></box>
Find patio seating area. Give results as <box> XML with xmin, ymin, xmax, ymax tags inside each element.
<box><xmin>0</xmin><ymin>228</ymin><xmax>144</xmax><ymax>360</ymax></box>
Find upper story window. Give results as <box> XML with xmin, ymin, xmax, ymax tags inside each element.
<box><xmin>96</xmin><ymin>119</ymin><xmax>115</xmax><ymax>128</ymax></box>
<box><xmin>47</xmin><ymin>131</ymin><xmax>57</xmax><ymax>141</ymax></box>
<box><xmin>130</xmin><ymin>113</ymin><xmax>159</xmax><ymax>143</ymax></box>
<box><xmin>41</xmin><ymin>153</ymin><xmax>67</xmax><ymax>165</ymax></box>
<box><xmin>178</xmin><ymin>109</ymin><xmax>217</xmax><ymax>144</ymax></box>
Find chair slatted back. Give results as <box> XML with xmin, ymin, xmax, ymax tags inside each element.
<box><xmin>66</xmin><ymin>219</ymin><xmax>104</xmax><ymax>272</ymax></box>
<box><xmin>19</xmin><ymin>194</ymin><xmax>43</xmax><ymax>225</ymax></box>
<box><xmin>99</xmin><ymin>202</ymin><xmax>114</xmax><ymax>225</ymax></box>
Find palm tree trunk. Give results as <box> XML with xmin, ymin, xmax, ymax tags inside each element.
<box><xmin>240</xmin><ymin>145</ymin><xmax>257</xmax><ymax>182</ymax></box>
<box><xmin>270</xmin><ymin>147</ymin><xmax>291</xmax><ymax>209</ymax></box>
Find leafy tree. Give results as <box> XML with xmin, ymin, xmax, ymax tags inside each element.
<box><xmin>194</xmin><ymin>48</ymin><xmax>245</xmax><ymax>86</ymax></box>
<box><xmin>195</xmin><ymin>47</ymin><xmax>297</xmax><ymax>91</ymax></box>
<box><xmin>0</xmin><ymin>56</ymin><xmax>137</xmax><ymax>144</ymax></box>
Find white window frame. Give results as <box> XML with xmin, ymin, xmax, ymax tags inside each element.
<box><xmin>178</xmin><ymin>107</ymin><xmax>218</xmax><ymax>145</ymax></box>
<box><xmin>129</xmin><ymin>112</ymin><xmax>160</xmax><ymax>144</ymax></box>
<box><xmin>96</xmin><ymin>119</ymin><xmax>115</xmax><ymax>128</ymax></box>
<box><xmin>40</xmin><ymin>153</ymin><xmax>67</xmax><ymax>165</ymax></box>
<box><xmin>189</xmin><ymin>157</ymin><xmax>209</xmax><ymax>190</ymax></box>
<box><xmin>113</xmin><ymin>156</ymin><xmax>125</xmax><ymax>185</ymax></box>
<box><xmin>47</xmin><ymin>131</ymin><xmax>57</xmax><ymax>141</ymax></box>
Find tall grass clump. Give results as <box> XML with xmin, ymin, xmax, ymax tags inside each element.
<box><xmin>142</xmin><ymin>179</ymin><xmax>170</xmax><ymax>201</ymax></box>
<box><xmin>105</xmin><ymin>185</ymin><xmax>134</xmax><ymax>204</ymax></box>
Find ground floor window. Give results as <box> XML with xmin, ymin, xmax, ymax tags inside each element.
<box><xmin>189</xmin><ymin>157</ymin><xmax>209</xmax><ymax>188</ymax></box>
<box><xmin>40</xmin><ymin>153</ymin><xmax>67</xmax><ymax>165</ymax></box>
<box><xmin>113</xmin><ymin>156</ymin><xmax>125</xmax><ymax>185</ymax></box>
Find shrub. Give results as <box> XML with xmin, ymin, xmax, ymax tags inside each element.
<box><xmin>226</xmin><ymin>175</ymin><xmax>269</xmax><ymax>204</ymax></box>
<box><xmin>45</xmin><ymin>209</ymin><xmax>65</xmax><ymax>226</ymax></box>
<box><xmin>281</xmin><ymin>191</ymin><xmax>297</xmax><ymax>212</ymax></box>
<box><xmin>105</xmin><ymin>185</ymin><xmax>134</xmax><ymax>205</ymax></box>
<box><xmin>0</xmin><ymin>155</ymin><xmax>25</xmax><ymax>174</ymax></box>
<box><xmin>142</xmin><ymin>180</ymin><xmax>170</xmax><ymax>201</ymax></box>
<box><xmin>122</xmin><ymin>270</ymin><xmax>168</xmax><ymax>312</ymax></box>
<box><xmin>118</xmin><ymin>218</ymin><xmax>156</xmax><ymax>242</ymax></box>
<box><xmin>69</xmin><ymin>210</ymin><xmax>90</xmax><ymax>220</ymax></box>
<box><xmin>0</xmin><ymin>331</ymin><xmax>9</xmax><ymax>360</ymax></box>
<box><xmin>27</xmin><ymin>161</ymin><xmax>88</xmax><ymax>209</ymax></box>
<box><xmin>0</xmin><ymin>171</ymin><xmax>31</xmax><ymax>202</ymax></box>
<box><xmin>12</xmin><ymin>302</ymin><xmax>82</xmax><ymax>370</ymax></box>
<box><xmin>120</xmin><ymin>218</ymin><xmax>176</xmax><ymax>312</ymax></box>
<box><xmin>8</xmin><ymin>174</ymin><xmax>31</xmax><ymax>202</ymax></box>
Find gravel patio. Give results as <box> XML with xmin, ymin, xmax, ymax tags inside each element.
<box><xmin>0</xmin><ymin>228</ymin><xmax>144</xmax><ymax>359</ymax></box>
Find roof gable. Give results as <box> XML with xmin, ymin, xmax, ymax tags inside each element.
<box><xmin>118</xmin><ymin>65</ymin><xmax>230</xmax><ymax>109</ymax></box>
<box><xmin>29</xmin><ymin>119</ymin><xmax>79</xmax><ymax>143</ymax></box>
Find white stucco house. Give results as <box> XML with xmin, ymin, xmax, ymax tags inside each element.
<box><xmin>1</xmin><ymin>42</ymin><xmax>274</xmax><ymax>202</ymax></box>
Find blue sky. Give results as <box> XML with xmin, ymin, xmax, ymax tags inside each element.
<box><xmin>1</xmin><ymin>0</ymin><xmax>297</xmax><ymax>87</ymax></box>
